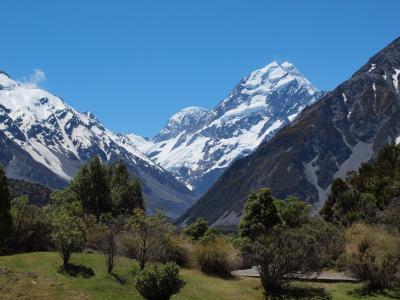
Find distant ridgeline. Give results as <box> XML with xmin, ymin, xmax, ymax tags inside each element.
<box><xmin>8</xmin><ymin>179</ymin><xmax>52</xmax><ymax>206</ymax></box>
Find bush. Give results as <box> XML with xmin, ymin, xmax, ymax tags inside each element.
<box><xmin>254</xmin><ymin>225</ymin><xmax>323</xmax><ymax>295</ymax></box>
<box><xmin>346</xmin><ymin>238</ymin><xmax>400</xmax><ymax>290</ymax></box>
<box><xmin>10</xmin><ymin>196</ymin><xmax>53</xmax><ymax>253</ymax></box>
<box><xmin>344</xmin><ymin>223</ymin><xmax>400</xmax><ymax>290</ymax></box>
<box><xmin>182</xmin><ymin>218</ymin><xmax>209</xmax><ymax>241</ymax></box>
<box><xmin>162</xmin><ymin>235</ymin><xmax>192</xmax><ymax>267</ymax></box>
<box><xmin>301</xmin><ymin>219</ymin><xmax>345</xmax><ymax>267</ymax></box>
<box><xmin>193</xmin><ymin>237</ymin><xmax>239</xmax><ymax>278</ymax></box>
<box><xmin>135</xmin><ymin>262</ymin><xmax>185</xmax><ymax>300</ymax></box>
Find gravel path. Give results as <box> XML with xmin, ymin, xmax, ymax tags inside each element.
<box><xmin>232</xmin><ymin>267</ymin><xmax>357</xmax><ymax>282</ymax></box>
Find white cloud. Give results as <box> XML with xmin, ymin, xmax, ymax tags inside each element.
<box><xmin>22</xmin><ymin>69</ymin><xmax>46</xmax><ymax>88</ymax></box>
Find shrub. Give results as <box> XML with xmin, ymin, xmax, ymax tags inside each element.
<box><xmin>301</xmin><ymin>219</ymin><xmax>345</xmax><ymax>267</ymax></box>
<box><xmin>254</xmin><ymin>225</ymin><xmax>323</xmax><ymax>295</ymax></box>
<box><xmin>135</xmin><ymin>262</ymin><xmax>185</xmax><ymax>300</ymax></box>
<box><xmin>193</xmin><ymin>237</ymin><xmax>239</xmax><ymax>278</ymax></box>
<box><xmin>162</xmin><ymin>235</ymin><xmax>192</xmax><ymax>267</ymax></box>
<box><xmin>346</xmin><ymin>238</ymin><xmax>400</xmax><ymax>290</ymax></box>
<box><xmin>344</xmin><ymin>223</ymin><xmax>400</xmax><ymax>290</ymax></box>
<box><xmin>10</xmin><ymin>196</ymin><xmax>53</xmax><ymax>253</ymax></box>
<box><xmin>182</xmin><ymin>218</ymin><xmax>209</xmax><ymax>241</ymax></box>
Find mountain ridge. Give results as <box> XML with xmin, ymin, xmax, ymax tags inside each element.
<box><xmin>177</xmin><ymin>37</ymin><xmax>400</xmax><ymax>227</ymax></box>
<box><xmin>130</xmin><ymin>61</ymin><xmax>323</xmax><ymax>194</ymax></box>
<box><xmin>0</xmin><ymin>72</ymin><xmax>196</xmax><ymax>218</ymax></box>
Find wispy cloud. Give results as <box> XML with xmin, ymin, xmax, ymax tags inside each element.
<box><xmin>21</xmin><ymin>69</ymin><xmax>46</xmax><ymax>88</ymax></box>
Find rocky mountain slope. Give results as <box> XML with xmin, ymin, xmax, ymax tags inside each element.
<box><xmin>131</xmin><ymin>62</ymin><xmax>323</xmax><ymax>195</ymax></box>
<box><xmin>0</xmin><ymin>72</ymin><xmax>196</xmax><ymax>218</ymax></box>
<box><xmin>178</xmin><ymin>37</ymin><xmax>400</xmax><ymax>227</ymax></box>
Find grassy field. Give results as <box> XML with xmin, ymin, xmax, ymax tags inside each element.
<box><xmin>0</xmin><ymin>252</ymin><xmax>399</xmax><ymax>300</ymax></box>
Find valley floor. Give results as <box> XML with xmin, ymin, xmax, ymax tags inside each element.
<box><xmin>0</xmin><ymin>252</ymin><xmax>399</xmax><ymax>300</ymax></box>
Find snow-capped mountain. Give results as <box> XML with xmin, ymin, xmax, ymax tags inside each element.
<box><xmin>131</xmin><ymin>61</ymin><xmax>323</xmax><ymax>195</ymax></box>
<box><xmin>178</xmin><ymin>37</ymin><xmax>400</xmax><ymax>227</ymax></box>
<box><xmin>0</xmin><ymin>71</ymin><xmax>196</xmax><ymax>218</ymax></box>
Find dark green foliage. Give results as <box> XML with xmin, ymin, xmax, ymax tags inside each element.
<box><xmin>346</xmin><ymin>238</ymin><xmax>400</xmax><ymax>291</ymax></box>
<box><xmin>321</xmin><ymin>144</ymin><xmax>400</xmax><ymax>226</ymax></box>
<box><xmin>69</xmin><ymin>156</ymin><xmax>111</xmax><ymax>217</ymax></box>
<box><xmin>109</xmin><ymin>161</ymin><xmax>144</xmax><ymax>215</ymax></box>
<box><xmin>68</xmin><ymin>157</ymin><xmax>144</xmax><ymax>217</ymax></box>
<box><xmin>135</xmin><ymin>262</ymin><xmax>185</xmax><ymax>300</ymax></box>
<box><xmin>378</xmin><ymin>197</ymin><xmax>400</xmax><ymax>232</ymax></box>
<box><xmin>10</xmin><ymin>196</ymin><xmax>52</xmax><ymax>253</ymax></box>
<box><xmin>8</xmin><ymin>179</ymin><xmax>52</xmax><ymax>206</ymax></box>
<box><xmin>0</xmin><ymin>165</ymin><xmax>12</xmax><ymax>252</ymax></box>
<box><xmin>320</xmin><ymin>178</ymin><xmax>348</xmax><ymax>223</ymax></box>
<box><xmin>182</xmin><ymin>218</ymin><xmax>209</xmax><ymax>241</ymax></box>
<box><xmin>275</xmin><ymin>196</ymin><xmax>311</xmax><ymax>228</ymax></box>
<box><xmin>301</xmin><ymin>219</ymin><xmax>345</xmax><ymax>267</ymax></box>
<box><xmin>239</xmin><ymin>188</ymin><xmax>280</xmax><ymax>241</ymax></box>
<box><xmin>254</xmin><ymin>225</ymin><xmax>323</xmax><ymax>295</ymax></box>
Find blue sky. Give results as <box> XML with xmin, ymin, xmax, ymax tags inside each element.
<box><xmin>1</xmin><ymin>1</ymin><xmax>399</xmax><ymax>137</ymax></box>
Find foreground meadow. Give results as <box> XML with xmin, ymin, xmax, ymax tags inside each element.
<box><xmin>1</xmin><ymin>252</ymin><xmax>400</xmax><ymax>300</ymax></box>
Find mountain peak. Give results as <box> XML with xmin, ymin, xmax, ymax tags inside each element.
<box><xmin>170</xmin><ymin>106</ymin><xmax>210</xmax><ymax>123</ymax></box>
<box><xmin>154</xmin><ymin>106</ymin><xmax>211</xmax><ymax>142</ymax></box>
<box><xmin>242</xmin><ymin>61</ymin><xmax>317</xmax><ymax>96</ymax></box>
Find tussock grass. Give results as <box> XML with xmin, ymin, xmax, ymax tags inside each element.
<box><xmin>345</xmin><ymin>223</ymin><xmax>400</xmax><ymax>259</ymax></box>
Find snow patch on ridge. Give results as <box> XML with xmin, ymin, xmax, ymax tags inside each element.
<box><xmin>392</xmin><ymin>68</ymin><xmax>400</xmax><ymax>92</ymax></box>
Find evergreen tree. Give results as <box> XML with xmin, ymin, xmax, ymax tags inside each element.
<box><xmin>0</xmin><ymin>165</ymin><xmax>13</xmax><ymax>251</ymax></box>
<box><xmin>239</xmin><ymin>188</ymin><xmax>280</xmax><ymax>241</ymax></box>
<box><xmin>69</xmin><ymin>156</ymin><xmax>111</xmax><ymax>217</ymax></box>
<box><xmin>132</xmin><ymin>177</ymin><xmax>144</xmax><ymax>210</ymax></box>
<box><xmin>110</xmin><ymin>161</ymin><xmax>144</xmax><ymax>215</ymax></box>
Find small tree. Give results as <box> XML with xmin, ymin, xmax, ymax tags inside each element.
<box><xmin>254</xmin><ymin>226</ymin><xmax>323</xmax><ymax>295</ymax></box>
<box><xmin>135</xmin><ymin>262</ymin><xmax>185</xmax><ymax>300</ymax></box>
<box><xmin>0</xmin><ymin>165</ymin><xmax>12</xmax><ymax>252</ymax></box>
<box><xmin>51</xmin><ymin>201</ymin><xmax>86</xmax><ymax>268</ymax></box>
<box><xmin>182</xmin><ymin>218</ymin><xmax>209</xmax><ymax>241</ymax></box>
<box><xmin>239</xmin><ymin>188</ymin><xmax>280</xmax><ymax>240</ymax></box>
<box><xmin>99</xmin><ymin>214</ymin><xmax>123</xmax><ymax>274</ymax></box>
<box><xmin>123</xmin><ymin>209</ymin><xmax>172</xmax><ymax>270</ymax></box>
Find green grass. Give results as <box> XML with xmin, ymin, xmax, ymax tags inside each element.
<box><xmin>0</xmin><ymin>252</ymin><xmax>263</xmax><ymax>300</ymax></box>
<box><xmin>0</xmin><ymin>252</ymin><xmax>399</xmax><ymax>300</ymax></box>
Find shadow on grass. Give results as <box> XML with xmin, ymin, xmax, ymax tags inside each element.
<box><xmin>348</xmin><ymin>287</ymin><xmax>400</xmax><ymax>299</ymax></box>
<box><xmin>111</xmin><ymin>273</ymin><xmax>127</xmax><ymax>285</ymax></box>
<box><xmin>266</xmin><ymin>286</ymin><xmax>331</xmax><ymax>300</ymax></box>
<box><xmin>58</xmin><ymin>264</ymin><xmax>95</xmax><ymax>278</ymax></box>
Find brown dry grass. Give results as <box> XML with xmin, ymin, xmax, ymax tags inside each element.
<box><xmin>345</xmin><ymin>223</ymin><xmax>400</xmax><ymax>260</ymax></box>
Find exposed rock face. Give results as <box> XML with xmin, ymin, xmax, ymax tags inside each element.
<box><xmin>178</xmin><ymin>37</ymin><xmax>400</xmax><ymax>227</ymax></box>
<box><xmin>0</xmin><ymin>73</ymin><xmax>196</xmax><ymax>218</ymax></box>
